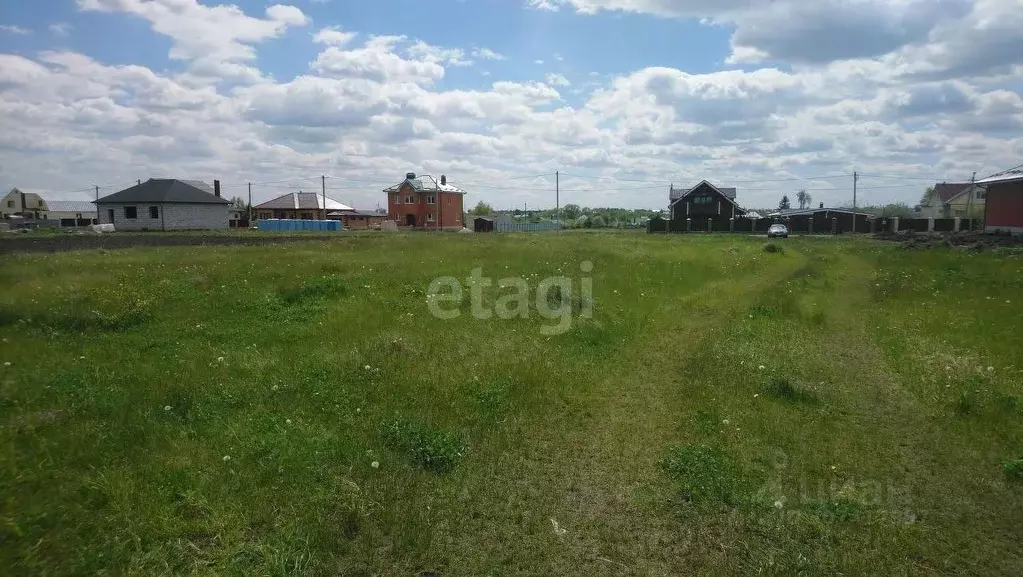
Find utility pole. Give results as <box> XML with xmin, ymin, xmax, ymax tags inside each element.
<box><xmin>556</xmin><ymin>170</ymin><xmax>559</xmax><ymax>224</ymax></box>
<box><xmin>852</xmin><ymin>171</ymin><xmax>858</xmax><ymax>233</ymax></box>
<box><xmin>95</xmin><ymin>185</ymin><xmax>99</xmax><ymax>225</ymax></box>
<box><xmin>967</xmin><ymin>171</ymin><xmax>976</xmax><ymax>230</ymax></box>
<box><xmin>321</xmin><ymin>175</ymin><xmax>327</xmax><ymax>220</ymax></box>
<box><xmin>248</xmin><ymin>182</ymin><xmax>252</xmax><ymax>225</ymax></box>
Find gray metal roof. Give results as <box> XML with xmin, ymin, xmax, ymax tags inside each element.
<box><xmin>976</xmin><ymin>166</ymin><xmax>1023</xmax><ymax>185</ymax></box>
<box><xmin>327</xmin><ymin>209</ymin><xmax>382</xmax><ymax>217</ymax></box>
<box><xmin>383</xmin><ymin>174</ymin><xmax>466</xmax><ymax>194</ymax></box>
<box><xmin>95</xmin><ymin>179</ymin><xmax>230</xmax><ymax>205</ymax></box>
<box><xmin>255</xmin><ymin>192</ymin><xmax>352</xmax><ymax>211</ymax></box>
<box><xmin>45</xmin><ymin>200</ymin><xmax>97</xmax><ymax>213</ymax></box>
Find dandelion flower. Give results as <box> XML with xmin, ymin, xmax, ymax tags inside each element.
<box><xmin>271</xmin><ymin>384</ymin><xmax>279</xmax><ymax>391</ymax></box>
<box><xmin>753</xmin><ymin>393</ymin><xmax>759</xmax><ymax>398</ymax></box>
<box><xmin>217</xmin><ymin>356</ymin><xmax>225</xmax><ymax>362</ymax></box>
<box><xmin>223</xmin><ymin>455</ymin><xmax>231</xmax><ymax>462</ymax></box>
<box><xmin>830</xmin><ymin>465</ymin><xmax>837</xmax><ymax>471</ymax></box>
<box><xmin>758</xmin><ymin>365</ymin><xmax>766</xmax><ymax>370</ymax></box>
<box><xmin>371</xmin><ymin>461</ymin><xmax>380</xmax><ymax>469</ymax></box>
<box><xmin>722</xmin><ymin>419</ymin><xmax>730</xmax><ymax>425</ymax></box>
<box><xmin>774</xmin><ymin>500</ymin><xmax>784</xmax><ymax>509</ymax></box>
<box><xmin>286</xmin><ymin>419</ymin><xmax>292</xmax><ymax>425</ymax></box>
<box><xmin>3</xmin><ymin>361</ymin><xmax>10</xmax><ymax>367</ymax></box>
<box><xmin>164</xmin><ymin>406</ymin><xmax>171</xmax><ymax>411</ymax></box>
<box><xmin>987</xmin><ymin>366</ymin><xmax>994</xmax><ymax>372</ymax></box>
<box><xmin>364</xmin><ymin>365</ymin><xmax>371</xmax><ymax>370</ymax></box>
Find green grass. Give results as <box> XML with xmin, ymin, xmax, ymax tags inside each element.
<box><xmin>1</xmin><ymin>231</ymin><xmax>1022</xmax><ymax>575</ymax></box>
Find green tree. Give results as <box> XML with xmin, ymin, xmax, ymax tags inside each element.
<box><xmin>779</xmin><ymin>195</ymin><xmax>791</xmax><ymax>210</ymax></box>
<box><xmin>796</xmin><ymin>190</ymin><xmax>809</xmax><ymax>209</ymax></box>
<box><xmin>590</xmin><ymin>215</ymin><xmax>606</xmax><ymax>228</ymax></box>
<box><xmin>562</xmin><ymin>204</ymin><xmax>581</xmax><ymax>220</ymax></box>
<box><xmin>575</xmin><ymin>215</ymin><xmax>590</xmax><ymax>228</ymax></box>
<box><xmin>920</xmin><ymin>186</ymin><xmax>936</xmax><ymax>206</ymax></box>
<box><xmin>471</xmin><ymin>201</ymin><xmax>493</xmax><ymax>215</ymax></box>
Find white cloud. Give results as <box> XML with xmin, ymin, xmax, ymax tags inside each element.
<box><xmin>545</xmin><ymin>73</ymin><xmax>571</xmax><ymax>87</ymax></box>
<box><xmin>1</xmin><ymin>1</ymin><xmax>1021</xmax><ymax>212</ymax></box>
<box><xmin>313</xmin><ymin>26</ymin><xmax>356</xmax><ymax>47</ymax></box>
<box><xmin>534</xmin><ymin>59</ymin><xmax>544</xmax><ymax>65</ymax></box>
<box><xmin>0</xmin><ymin>24</ymin><xmax>31</xmax><ymax>35</ymax></box>
<box><xmin>472</xmin><ymin>48</ymin><xmax>506</xmax><ymax>61</ymax></box>
<box><xmin>49</xmin><ymin>23</ymin><xmax>72</xmax><ymax>37</ymax></box>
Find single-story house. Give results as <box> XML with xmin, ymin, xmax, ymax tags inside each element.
<box><xmin>919</xmin><ymin>182</ymin><xmax>986</xmax><ymax>219</ymax></box>
<box><xmin>978</xmin><ymin>166</ymin><xmax>1023</xmax><ymax>235</ymax></box>
<box><xmin>95</xmin><ymin>179</ymin><xmax>231</xmax><ymax>230</ymax></box>
<box><xmin>2</xmin><ymin>187</ymin><xmax>99</xmax><ymax>225</ymax></box>
<box><xmin>327</xmin><ymin>209</ymin><xmax>386</xmax><ymax>229</ymax></box>
<box><xmin>255</xmin><ymin>192</ymin><xmax>353</xmax><ymax>220</ymax></box>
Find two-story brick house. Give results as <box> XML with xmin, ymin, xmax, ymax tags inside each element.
<box><xmin>668</xmin><ymin>180</ymin><xmax>746</xmax><ymax>231</ymax></box>
<box><xmin>383</xmin><ymin>173</ymin><xmax>465</xmax><ymax>229</ymax></box>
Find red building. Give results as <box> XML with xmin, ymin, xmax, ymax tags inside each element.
<box><xmin>979</xmin><ymin>166</ymin><xmax>1023</xmax><ymax>235</ymax></box>
<box><xmin>383</xmin><ymin>173</ymin><xmax>465</xmax><ymax>229</ymax></box>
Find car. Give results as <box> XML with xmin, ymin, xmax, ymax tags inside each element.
<box><xmin>767</xmin><ymin>223</ymin><xmax>789</xmax><ymax>238</ymax></box>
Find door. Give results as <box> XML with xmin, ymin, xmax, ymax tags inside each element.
<box><xmin>405</xmin><ymin>214</ymin><xmax>416</xmax><ymax>227</ymax></box>
<box><xmin>107</xmin><ymin>209</ymin><xmax>115</xmax><ymax>224</ymax></box>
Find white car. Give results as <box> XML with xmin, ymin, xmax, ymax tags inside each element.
<box><xmin>767</xmin><ymin>224</ymin><xmax>789</xmax><ymax>238</ymax></box>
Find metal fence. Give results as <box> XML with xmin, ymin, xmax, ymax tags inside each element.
<box><xmin>494</xmin><ymin>221</ymin><xmax>563</xmax><ymax>233</ymax></box>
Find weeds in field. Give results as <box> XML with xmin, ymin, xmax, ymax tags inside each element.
<box><xmin>763</xmin><ymin>243</ymin><xmax>783</xmax><ymax>253</ymax></box>
<box><xmin>278</xmin><ymin>274</ymin><xmax>348</xmax><ymax>305</ymax></box>
<box><xmin>471</xmin><ymin>382</ymin><xmax>510</xmax><ymax>419</ymax></box>
<box><xmin>381</xmin><ymin>417</ymin><xmax>466</xmax><ymax>473</ymax></box>
<box><xmin>660</xmin><ymin>444</ymin><xmax>756</xmax><ymax>507</ymax></box>
<box><xmin>765</xmin><ymin>377</ymin><xmax>817</xmax><ymax>404</ymax></box>
<box><xmin>1001</xmin><ymin>457</ymin><xmax>1023</xmax><ymax>480</ymax></box>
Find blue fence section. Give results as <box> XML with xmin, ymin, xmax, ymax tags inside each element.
<box><xmin>494</xmin><ymin>221</ymin><xmax>562</xmax><ymax>233</ymax></box>
<box><xmin>256</xmin><ymin>219</ymin><xmax>342</xmax><ymax>232</ymax></box>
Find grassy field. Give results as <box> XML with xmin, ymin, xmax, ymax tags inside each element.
<box><xmin>1</xmin><ymin>232</ymin><xmax>1022</xmax><ymax>576</ymax></box>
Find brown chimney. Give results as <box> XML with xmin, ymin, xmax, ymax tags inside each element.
<box><xmin>819</xmin><ymin>202</ymin><xmax>823</xmax><ymax>209</ymax></box>
<box><xmin>441</xmin><ymin>175</ymin><xmax>446</xmax><ymax>186</ymax></box>
<box><xmin>214</xmin><ymin>180</ymin><xmax>221</xmax><ymax>197</ymax></box>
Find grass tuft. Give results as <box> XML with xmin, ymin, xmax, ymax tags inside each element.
<box><xmin>763</xmin><ymin>243</ymin><xmax>783</xmax><ymax>253</ymax></box>
<box><xmin>381</xmin><ymin>417</ymin><xmax>466</xmax><ymax>474</ymax></box>
<box><xmin>660</xmin><ymin>444</ymin><xmax>754</xmax><ymax>507</ymax></box>
<box><xmin>278</xmin><ymin>275</ymin><xmax>348</xmax><ymax>305</ymax></box>
<box><xmin>765</xmin><ymin>377</ymin><xmax>817</xmax><ymax>403</ymax></box>
<box><xmin>1001</xmin><ymin>457</ymin><xmax>1023</xmax><ymax>480</ymax></box>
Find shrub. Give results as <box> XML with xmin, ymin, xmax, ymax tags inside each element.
<box><xmin>381</xmin><ymin>418</ymin><xmax>466</xmax><ymax>474</ymax></box>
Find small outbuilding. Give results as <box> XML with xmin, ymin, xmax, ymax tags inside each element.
<box><xmin>978</xmin><ymin>166</ymin><xmax>1023</xmax><ymax>235</ymax></box>
<box><xmin>473</xmin><ymin>216</ymin><xmax>494</xmax><ymax>232</ymax></box>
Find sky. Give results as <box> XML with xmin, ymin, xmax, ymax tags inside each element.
<box><xmin>0</xmin><ymin>0</ymin><xmax>1021</xmax><ymax>211</ymax></box>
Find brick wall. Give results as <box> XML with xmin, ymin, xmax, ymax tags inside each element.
<box><xmin>985</xmin><ymin>181</ymin><xmax>1023</xmax><ymax>233</ymax></box>
<box><xmin>97</xmin><ymin>203</ymin><xmax>229</xmax><ymax>230</ymax></box>
<box><xmin>387</xmin><ymin>188</ymin><xmax>464</xmax><ymax>229</ymax></box>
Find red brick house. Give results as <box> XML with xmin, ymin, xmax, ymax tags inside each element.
<box><xmin>383</xmin><ymin>173</ymin><xmax>465</xmax><ymax>229</ymax></box>
<box><xmin>978</xmin><ymin>166</ymin><xmax>1023</xmax><ymax>235</ymax></box>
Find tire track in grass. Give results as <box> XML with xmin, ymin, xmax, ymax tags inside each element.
<box><xmin>442</xmin><ymin>245</ymin><xmax>810</xmax><ymax>576</ymax></box>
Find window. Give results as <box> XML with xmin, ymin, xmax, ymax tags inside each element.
<box><xmin>405</xmin><ymin>195</ymin><xmax>415</xmax><ymax>204</ymax></box>
<box><xmin>427</xmin><ymin>195</ymin><xmax>435</xmax><ymax>204</ymax></box>
<box><xmin>427</xmin><ymin>213</ymin><xmax>436</xmax><ymax>222</ymax></box>
<box><xmin>125</xmin><ymin>206</ymin><xmax>138</xmax><ymax>219</ymax></box>
<box><xmin>976</xmin><ymin>189</ymin><xmax>986</xmax><ymax>199</ymax></box>
<box><xmin>6</xmin><ymin>200</ymin><xmax>12</xmax><ymax>208</ymax></box>
<box><xmin>394</xmin><ymin>194</ymin><xmax>402</xmax><ymax>204</ymax></box>
<box><xmin>149</xmin><ymin>206</ymin><xmax>159</xmax><ymax>219</ymax></box>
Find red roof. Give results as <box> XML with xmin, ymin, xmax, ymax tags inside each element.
<box><xmin>934</xmin><ymin>183</ymin><xmax>971</xmax><ymax>203</ymax></box>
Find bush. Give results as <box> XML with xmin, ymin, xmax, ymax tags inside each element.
<box><xmin>381</xmin><ymin>418</ymin><xmax>466</xmax><ymax>473</ymax></box>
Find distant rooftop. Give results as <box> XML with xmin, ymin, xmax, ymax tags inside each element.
<box><xmin>383</xmin><ymin>173</ymin><xmax>466</xmax><ymax>194</ymax></box>
<box><xmin>255</xmin><ymin>192</ymin><xmax>353</xmax><ymax>211</ymax></box>
<box><xmin>976</xmin><ymin>166</ymin><xmax>1023</xmax><ymax>185</ymax></box>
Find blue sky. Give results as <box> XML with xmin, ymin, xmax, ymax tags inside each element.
<box><xmin>0</xmin><ymin>0</ymin><xmax>1020</xmax><ymax>210</ymax></box>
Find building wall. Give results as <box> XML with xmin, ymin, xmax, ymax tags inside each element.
<box><xmin>1</xmin><ymin>189</ymin><xmax>46</xmax><ymax>218</ymax></box>
<box><xmin>985</xmin><ymin>181</ymin><xmax>1023</xmax><ymax>234</ymax></box>
<box><xmin>255</xmin><ymin>208</ymin><xmax>324</xmax><ymax>220</ymax></box>
<box><xmin>946</xmin><ymin>193</ymin><xmax>986</xmax><ymax>218</ymax></box>
<box><xmin>97</xmin><ymin>203</ymin><xmax>229</xmax><ymax>230</ymax></box>
<box><xmin>387</xmin><ymin>187</ymin><xmax>464</xmax><ymax>228</ymax></box>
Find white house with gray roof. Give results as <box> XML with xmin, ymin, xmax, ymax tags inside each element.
<box><xmin>94</xmin><ymin>179</ymin><xmax>231</xmax><ymax>230</ymax></box>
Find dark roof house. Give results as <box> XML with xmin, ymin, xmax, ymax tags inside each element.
<box><xmin>256</xmin><ymin>192</ymin><xmax>353</xmax><ymax>213</ymax></box>
<box><xmin>94</xmin><ymin>179</ymin><xmax>231</xmax><ymax>230</ymax></box>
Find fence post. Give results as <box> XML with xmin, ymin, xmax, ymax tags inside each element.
<box><xmin>832</xmin><ymin>218</ymin><xmax>838</xmax><ymax>234</ymax></box>
<box><xmin>686</xmin><ymin>218</ymin><xmax>691</xmax><ymax>233</ymax></box>
<box><xmin>707</xmin><ymin>218</ymin><xmax>712</xmax><ymax>233</ymax></box>
<box><xmin>808</xmin><ymin>218</ymin><xmax>814</xmax><ymax>235</ymax></box>
<box><xmin>892</xmin><ymin>217</ymin><xmax>899</xmax><ymax>232</ymax></box>
<box><xmin>954</xmin><ymin>217</ymin><xmax>960</xmax><ymax>232</ymax></box>
<box><xmin>928</xmin><ymin>218</ymin><xmax>934</xmax><ymax>232</ymax></box>
<box><xmin>729</xmin><ymin>218</ymin><xmax>735</xmax><ymax>233</ymax></box>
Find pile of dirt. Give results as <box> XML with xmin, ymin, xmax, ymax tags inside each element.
<box><xmin>874</xmin><ymin>230</ymin><xmax>1023</xmax><ymax>252</ymax></box>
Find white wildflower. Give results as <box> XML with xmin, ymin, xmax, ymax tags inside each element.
<box><xmin>286</xmin><ymin>419</ymin><xmax>292</xmax><ymax>425</ymax></box>
<box><xmin>722</xmin><ymin>419</ymin><xmax>730</xmax><ymax>425</ymax></box>
<box><xmin>364</xmin><ymin>365</ymin><xmax>371</xmax><ymax>370</ymax></box>
<box><xmin>271</xmin><ymin>384</ymin><xmax>279</xmax><ymax>391</ymax></box>
<box><xmin>223</xmin><ymin>455</ymin><xmax>231</xmax><ymax>462</ymax></box>
<box><xmin>987</xmin><ymin>366</ymin><xmax>994</xmax><ymax>372</ymax></box>
<box><xmin>164</xmin><ymin>405</ymin><xmax>171</xmax><ymax>411</ymax></box>
<box><xmin>758</xmin><ymin>365</ymin><xmax>766</xmax><ymax>370</ymax></box>
<box><xmin>217</xmin><ymin>356</ymin><xmax>224</xmax><ymax>363</ymax></box>
<box><xmin>774</xmin><ymin>500</ymin><xmax>784</xmax><ymax>509</ymax></box>
<box><xmin>3</xmin><ymin>361</ymin><xmax>10</xmax><ymax>367</ymax></box>
<box><xmin>370</xmin><ymin>461</ymin><xmax>380</xmax><ymax>469</ymax></box>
